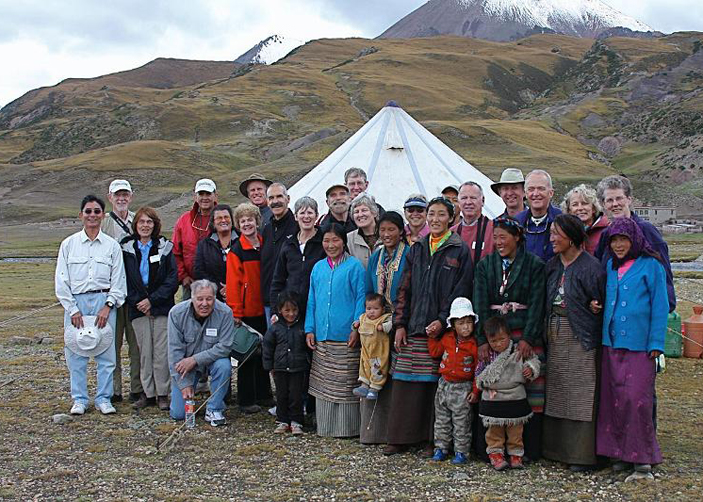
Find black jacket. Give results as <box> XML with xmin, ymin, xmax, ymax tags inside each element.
<box><xmin>262</xmin><ymin>319</ymin><xmax>310</xmax><ymax>372</ymax></box>
<box><xmin>393</xmin><ymin>232</ymin><xmax>474</xmax><ymax>337</ymax></box>
<box><xmin>260</xmin><ymin>209</ymin><xmax>298</xmax><ymax>307</ymax></box>
<box><xmin>269</xmin><ymin>229</ymin><xmax>326</xmax><ymax>314</ymax></box>
<box><xmin>193</xmin><ymin>232</ymin><xmax>237</xmax><ymax>301</ymax></box>
<box><xmin>545</xmin><ymin>251</ymin><xmax>605</xmax><ymax>351</ymax></box>
<box><xmin>121</xmin><ymin>236</ymin><xmax>179</xmax><ymax>320</ymax></box>
<box><xmin>318</xmin><ymin>212</ymin><xmax>356</xmax><ymax>233</ymax></box>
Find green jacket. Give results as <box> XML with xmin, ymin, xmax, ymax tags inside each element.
<box><xmin>473</xmin><ymin>247</ymin><xmax>546</xmax><ymax>347</ymax></box>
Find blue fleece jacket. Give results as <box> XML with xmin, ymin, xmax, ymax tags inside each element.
<box><xmin>603</xmin><ymin>256</ymin><xmax>668</xmax><ymax>354</ymax></box>
<box><xmin>305</xmin><ymin>256</ymin><xmax>366</xmax><ymax>342</ymax></box>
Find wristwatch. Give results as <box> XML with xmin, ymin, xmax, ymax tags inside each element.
<box><xmin>105</xmin><ymin>300</ymin><xmax>115</xmax><ymax>309</ymax></box>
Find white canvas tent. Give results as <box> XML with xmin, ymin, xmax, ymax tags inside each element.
<box><xmin>288</xmin><ymin>101</ymin><xmax>506</xmax><ymax>218</ymax></box>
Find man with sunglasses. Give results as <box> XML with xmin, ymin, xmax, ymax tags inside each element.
<box><xmin>100</xmin><ymin>179</ymin><xmax>142</xmax><ymax>403</ymax></box>
<box><xmin>55</xmin><ymin>195</ymin><xmax>126</xmax><ymax>415</ymax></box>
<box><xmin>515</xmin><ymin>170</ymin><xmax>562</xmax><ymax>262</ymax></box>
<box><xmin>173</xmin><ymin>179</ymin><xmax>218</xmax><ymax>300</ymax></box>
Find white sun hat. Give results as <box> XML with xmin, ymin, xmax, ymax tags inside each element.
<box><xmin>446</xmin><ymin>297</ymin><xmax>479</xmax><ymax>327</ymax></box>
<box><xmin>64</xmin><ymin>316</ymin><xmax>114</xmax><ymax>357</ymax></box>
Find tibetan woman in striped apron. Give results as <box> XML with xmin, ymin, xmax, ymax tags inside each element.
<box><xmin>473</xmin><ymin>217</ymin><xmax>546</xmax><ymax>460</ymax></box>
<box><xmin>543</xmin><ymin>214</ymin><xmax>605</xmax><ymax>471</ymax></box>
<box><xmin>384</xmin><ymin>197</ymin><xmax>473</xmax><ymax>456</ymax></box>
<box><xmin>305</xmin><ymin>223</ymin><xmax>366</xmax><ymax>437</ymax></box>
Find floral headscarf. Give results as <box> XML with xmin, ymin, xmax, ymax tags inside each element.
<box><xmin>605</xmin><ymin>217</ymin><xmax>659</xmax><ymax>268</ymax></box>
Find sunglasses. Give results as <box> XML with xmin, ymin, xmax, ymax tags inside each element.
<box><xmin>83</xmin><ymin>208</ymin><xmax>103</xmax><ymax>215</ymax></box>
<box><xmin>405</xmin><ymin>207</ymin><xmax>426</xmax><ymax>213</ymax></box>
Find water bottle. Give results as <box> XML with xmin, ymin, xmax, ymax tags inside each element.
<box><xmin>185</xmin><ymin>399</ymin><xmax>196</xmax><ymax>428</ymax></box>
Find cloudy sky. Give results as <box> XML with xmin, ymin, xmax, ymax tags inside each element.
<box><xmin>1</xmin><ymin>0</ymin><xmax>701</xmax><ymax>107</ymax></box>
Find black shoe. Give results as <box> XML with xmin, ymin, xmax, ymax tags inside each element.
<box><xmin>128</xmin><ymin>392</ymin><xmax>141</xmax><ymax>403</ymax></box>
<box><xmin>239</xmin><ymin>405</ymin><xmax>261</xmax><ymax>414</ymax></box>
<box><xmin>111</xmin><ymin>395</ymin><xmax>123</xmax><ymax>403</ymax></box>
<box><xmin>133</xmin><ymin>394</ymin><xmax>149</xmax><ymax>409</ymax></box>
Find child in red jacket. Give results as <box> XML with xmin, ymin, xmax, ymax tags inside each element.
<box><xmin>428</xmin><ymin>297</ymin><xmax>479</xmax><ymax>465</ymax></box>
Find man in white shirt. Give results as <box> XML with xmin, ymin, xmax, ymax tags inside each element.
<box><xmin>55</xmin><ymin>195</ymin><xmax>127</xmax><ymax>415</ymax></box>
<box><xmin>100</xmin><ymin>179</ymin><xmax>142</xmax><ymax>403</ymax></box>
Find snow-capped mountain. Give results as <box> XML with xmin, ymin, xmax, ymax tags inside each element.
<box><xmin>235</xmin><ymin>35</ymin><xmax>304</xmax><ymax>65</ymax></box>
<box><xmin>379</xmin><ymin>0</ymin><xmax>653</xmax><ymax>42</ymax></box>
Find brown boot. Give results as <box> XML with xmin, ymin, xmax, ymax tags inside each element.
<box><xmin>157</xmin><ymin>396</ymin><xmax>169</xmax><ymax>411</ymax></box>
<box><xmin>133</xmin><ymin>394</ymin><xmax>149</xmax><ymax>409</ymax></box>
<box><xmin>382</xmin><ymin>444</ymin><xmax>408</xmax><ymax>456</ymax></box>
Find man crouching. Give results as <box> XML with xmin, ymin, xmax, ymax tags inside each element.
<box><xmin>168</xmin><ymin>279</ymin><xmax>233</xmax><ymax>426</ymax></box>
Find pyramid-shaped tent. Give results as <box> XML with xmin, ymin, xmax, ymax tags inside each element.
<box><xmin>288</xmin><ymin>102</ymin><xmax>506</xmax><ymax>218</ymax></box>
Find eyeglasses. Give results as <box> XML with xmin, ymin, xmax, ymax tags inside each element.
<box><xmin>191</xmin><ymin>213</ymin><xmax>208</xmax><ymax>232</ymax></box>
<box><xmin>83</xmin><ymin>208</ymin><xmax>103</xmax><ymax>215</ymax></box>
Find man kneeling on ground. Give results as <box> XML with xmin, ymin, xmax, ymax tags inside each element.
<box><xmin>168</xmin><ymin>279</ymin><xmax>234</xmax><ymax>426</ymax></box>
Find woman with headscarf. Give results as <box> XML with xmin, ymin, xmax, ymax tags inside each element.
<box><xmin>305</xmin><ymin>223</ymin><xmax>367</xmax><ymax>437</ymax></box>
<box><xmin>360</xmin><ymin>211</ymin><xmax>411</xmax><ymax>444</ymax></box>
<box><xmin>384</xmin><ymin>197</ymin><xmax>473</xmax><ymax>456</ymax></box>
<box><xmin>472</xmin><ymin>217</ymin><xmax>546</xmax><ymax>461</ymax></box>
<box><xmin>596</xmin><ymin>217</ymin><xmax>667</xmax><ymax>480</ymax></box>
<box><xmin>561</xmin><ymin>184</ymin><xmax>609</xmax><ymax>255</ymax></box>
<box><xmin>347</xmin><ymin>193</ymin><xmax>381</xmax><ymax>268</ymax></box>
<box><xmin>543</xmin><ymin>214</ymin><xmax>606</xmax><ymax>471</ymax></box>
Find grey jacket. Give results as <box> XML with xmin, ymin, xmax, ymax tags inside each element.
<box><xmin>167</xmin><ymin>299</ymin><xmax>234</xmax><ymax>390</ymax></box>
<box><xmin>476</xmin><ymin>341</ymin><xmax>540</xmax><ymax>403</ymax></box>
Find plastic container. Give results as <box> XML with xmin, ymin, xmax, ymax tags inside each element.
<box><xmin>665</xmin><ymin>312</ymin><xmax>683</xmax><ymax>358</ymax></box>
<box><xmin>683</xmin><ymin>306</ymin><xmax>703</xmax><ymax>359</ymax></box>
<box><xmin>185</xmin><ymin>399</ymin><xmax>196</xmax><ymax>428</ymax></box>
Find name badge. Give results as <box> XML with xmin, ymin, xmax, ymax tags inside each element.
<box><xmin>205</xmin><ymin>328</ymin><xmax>218</xmax><ymax>338</ymax></box>
<box><xmin>149</xmin><ymin>255</ymin><xmax>160</xmax><ymax>263</ymax></box>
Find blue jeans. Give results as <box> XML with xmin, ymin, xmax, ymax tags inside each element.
<box><xmin>170</xmin><ymin>357</ymin><xmax>231</xmax><ymax>420</ymax></box>
<box><xmin>264</xmin><ymin>306</ymin><xmax>272</xmax><ymax>329</ymax></box>
<box><xmin>63</xmin><ymin>292</ymin><xmax>117</xmax><ymax>406</ymax></box>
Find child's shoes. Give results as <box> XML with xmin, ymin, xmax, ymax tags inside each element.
<box><xmin>509</xmin><ymin>455</ymin><xmax>524</xmax><ymax>469</ymax></box>
<box><xmin>353</xmin><ymin>385</ymin><xmax>369</xmax><ymax>397</ymax></box>
<box><xmin>274</xmin><ymin>422</ymin><xmax>290</xmax><ymax>434</ymax></box>
<box><xmin>451</xmin><ymin>452</ymin><xmax>468</xmax><ymax>465</ymax></box>
<box><xmin>489</xmin><ymin>452</ymin><xmax>509</xmax><ymax>471</ymax></box>
<box><xmin>366</xmin><ymin>390</ymin><xmax>378</xmax><ymax>400</ymax></box>
<box><xmin>290</xmin><ymin>421</ymin><xmax>304</xmax><ymax>435</ymax></box>
<box><xmin>431</xmin><ymin>448</ymin><xmax>448</xmax><ymax>461</ymax></box>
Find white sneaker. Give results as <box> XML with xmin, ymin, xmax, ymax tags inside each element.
<box><xmin>70</xmin><ymin>402</ymin><xmax>86</xmax><ymax>415</ymax></box>
<box><xmin>290</xmin><ymin>422</ymin><xmax>304</xmax><ymax>435</ymax></box>
<box><xmin>96</xmin><ymin>402</ymin><xmax>116</xmax><ymax>415</ymax></box>
<box><xmin>205</xmin><ymin>410</ymin><xmax>226</xmax><ymax>427</ymax></box>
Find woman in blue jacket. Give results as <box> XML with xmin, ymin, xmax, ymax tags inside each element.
<box><xmin>305</xmin><ymin>223</ymin><xmax>366</xmax><ymax>437</ymax></box>
<box><xmin>596</xmin><ymin>217</ymin><xmax>667</xmax><ymax>480</ymax></box>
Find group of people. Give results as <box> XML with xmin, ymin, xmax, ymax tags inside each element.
<box><xmin>55</xmin><ymin>165</ymin><xmax>674</xmax><ymax>479</ymax></box>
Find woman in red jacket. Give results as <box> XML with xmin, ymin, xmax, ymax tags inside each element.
<box><xmin>226</xmin><ymin>202</ymin><xmax>272</xmax><ymax>413</ymax></box>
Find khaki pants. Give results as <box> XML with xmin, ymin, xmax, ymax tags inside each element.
<box><xmin>131</xmin><ymin>316</ymin><xmax>170</xmax><ymax>398</ymax></box>
<box><xmin>114</xmin><ymin>305</ymin><xmax>142</xmax><ymax>396</ymax></box>
<box><xmin>486</xmin><ymin>423</ymin><xmax>524</xmax><ymax>456</ymax></box>
<box><xmin>358</xmin><ymin>332</ymin><xmax>389</xmax><ymax>390</ymax></box>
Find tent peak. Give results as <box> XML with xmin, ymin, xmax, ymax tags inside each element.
<box><xmin>385</xmin><ymin>100</ymin><xmax>400</xmax><ymax>108</ymax></box>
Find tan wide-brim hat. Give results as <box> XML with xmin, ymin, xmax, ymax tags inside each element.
<box><xmin>491</xmin><ymin>168</ymin><xmax>525</xmax><ymax>195</ymax></box>
<box><xmin>239</xmin><ymin>173</ymin><xmax>273</xmax><ymax>198</ymax></box>
<box><xmin>64</xmin><ymin>316</ymin><xmax>114</xmax><ymax>358</ymax></box>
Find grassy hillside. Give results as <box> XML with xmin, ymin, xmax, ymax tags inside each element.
<box><xmin>1</xmin><ymin>33</ymin><xmax>702</xmax><ymax>238</ymax></box>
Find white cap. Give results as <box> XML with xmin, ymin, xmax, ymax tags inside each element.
<box><xmin>64</xmin><ymin>316</ymin><xmax>114</xmax><ymax>357</ymax></box>
<box><xmin>195</xmin><ymin>178</ymin><xmax>217</xmax><ymax>193</ymax></box>
<box><xmin>109</xmin><ymin>179</ymin><xmax>132</xmax><ymax>193</ymax></box>
<box><xmin>446</xmin><ymin>297</ymin><xmax>479</xmax><ymax>327</ymax></box>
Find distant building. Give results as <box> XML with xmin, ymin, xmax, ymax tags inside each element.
<box><xmin>632</xmin><ymin>206</ymin><xmax>676</xmax><ymax>226</ymax></box>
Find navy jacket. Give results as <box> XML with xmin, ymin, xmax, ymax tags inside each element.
<box><xmin>260</xmin><ymin>209</ymin><xmax>298</xmax><ymax>307</ymax></box>
<box><xmin>515</xmin><ymin>204</ymin><xmax>562</xmax><ymax>263</ymax></box>
<box><xmin>262</xmin><ymin>319</ymin><xmax>310</xmax><ymax>373</ymax></box>
<box><xmin>594</xmin><ymin>213</ymin><xmax>676</xmax><ymax>312</ymax></box>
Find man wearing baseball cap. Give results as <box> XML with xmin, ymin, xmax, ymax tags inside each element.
<box><xmin>101</xmin><ymin>179</ymin><xmax>143</xmax><ymax>403</ymax></box>
<box><xmin>173</xmin><ymin>179</ymin><xmax>218</xmax><ymax>300</ymax></box>
<box><xmin>239</xmin><ymin>173</ymin><xmax>273</xmax><ymax>229</ymax></box>
<box><xmin>491</xmin><ymin>168</ymin><xmax>526</xmax><ymax>218</ymax></box>
<box><xmin>317</xmin><ymin>183</ymin><xmax>356</xmax><ymax>233</ymax></box>
<box><xmin>441</xmin><ymin>185</ymin><xmax>462</xmax><ymax>227</ymax></box>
